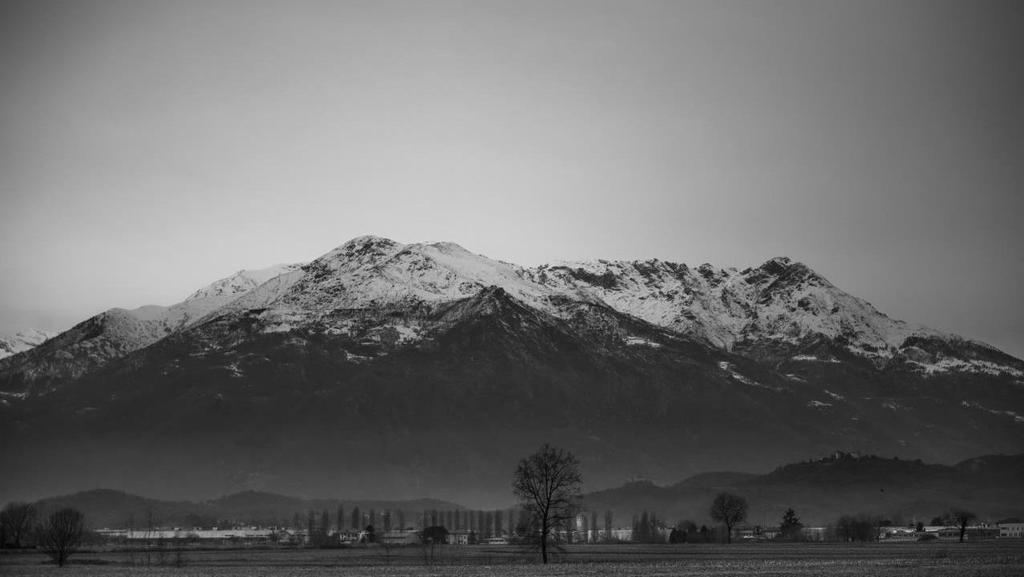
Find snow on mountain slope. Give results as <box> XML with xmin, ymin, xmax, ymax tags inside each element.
<box><xmin>216</xmin><ymin>236</ymin><xmax>562</xmax><ymax>336</ymax></box>
<box><xmin>0</xmin><ymin>329</ymin><xmax>57</xmax><ymax>360</ymax></box>
<box><xmin>6</xmin><ymin>236</ymin><xmax>1020</xmax><ymax>388</ymax></box>
<box><xmin>295</xmin><ymin>236</ymin><xmax>553</xmax><ymax>307</ymax></box>
<box><xmin>0</xmin><ymin>264</ymin><xmax>303</xmax><ymax>391</ymax></box>
<box><xmin>117</xmin><ymin>264</ymin><xmax>306</xmax><ymax>335</ymax></box>
<box><xmin>187</xmin><ymin>236</ymin><xmax>1019</xmax><ymax>377</ymax></box>
<box><xmin>529</xmin><ymin>259</ymin><xmax>753</xmax><ymax>348</ymax></box>
<box><xmin>528</xmin><ymin>256</ymin><xmax>940</xmax><ymax>361</ymax></box>
<box><xmin>186</xmin><ymin>264</ymin><xmax>303</xmax><ymax>301</ymax></box>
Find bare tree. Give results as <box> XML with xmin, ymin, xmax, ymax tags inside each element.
<box><xmin>1</xmin><ymin>502</ymin><xmax>36</xmax><ymax>548</ymax></box>
<box><xmin>951</xmin><ymin>509</ymin><xmax>976</xmax><ymax>543</ymax></box>
<box><xmin>709</xmin><ymin>492</ymin><xmax>747</xmax><ymax>544</ymax></box>
<box><xmin>37</xmin><ymin>508</ymin><xmax>84</xmax><ymax>567</ymax></box>
<box><xmin>512</xmin><ymin>443</ymin><xmax>582</xmax><ymax>564</ymax></box>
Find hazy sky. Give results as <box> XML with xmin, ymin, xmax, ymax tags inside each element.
<box><xmin>1</xmin><ymin>0</ymin><xmax>1022</xmax><ymax>358</ymax></box>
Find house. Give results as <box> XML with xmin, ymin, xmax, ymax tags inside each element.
<box><xmin>736</xmin><ymin>525</ymin><xmax>779</xmax><ymax>542</ymax></box>
<box><xmin>334</xmin><ymin>529</ymin><xmax>361</xmax><ymax>544</ymax></box>
<box><xmin>879</xmin><ymin>527</ymin><xmax>918</xmax><ymax>542</ymax></box>
<box><xmin>380</xmin><ymin>530</ymin><xmax>421</xmax><ymax>546</ymax></box>
<box><xmin>608</xmin><ymin>528</ymin><xmax>633</xmax><ymax>541</ymax></box>
<box><xmin>998</xmin><ymin>523</ymin><xmax>1024</xmax><ymax>538</ymax></box>
<box><xmin>800</xmin><ymin>527</ymin><xmax>828</xmax><ymax>542</ymax></box>
<box><xmin>447</xmin><ymin>530</ymin><xmax>473</xmax><ymax>545</ymax></box>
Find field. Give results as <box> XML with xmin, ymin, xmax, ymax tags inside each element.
<box><xmin>2</xmin><ymin>542</ymin><xmax>1024</xmax><ymax>576</ymax></box>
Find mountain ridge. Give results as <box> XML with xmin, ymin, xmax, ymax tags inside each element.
<box><xmin>3</xmin><ymin>237</ymin><xmax>1021</xmax><ymax>390</ymax></box>
<box><xmin>584</xmin><ymin>452</ymin><xmax>1024</xmax><ymax>526</ymax></box>
<box><xmin>1</xmin><ymin>236</ymin><xmax>1021</xmax><ymax>506</ymax></box>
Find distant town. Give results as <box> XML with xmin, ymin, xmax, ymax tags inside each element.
<box><xmin>90</xmin><ymin>518</ymin><xmax>1024</xmax><ymax>548</ymax></box>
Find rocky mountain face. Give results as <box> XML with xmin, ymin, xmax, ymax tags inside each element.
<box><xmin>1</xmin><ymin>237</ymin><xmax>1021</xmax><ymax>507</ymax></box>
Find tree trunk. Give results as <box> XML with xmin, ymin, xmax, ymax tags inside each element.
<box><xmin>541</xmin><ymin>518</ymin><xmax>548</xmax><ymax>564</ymax></box>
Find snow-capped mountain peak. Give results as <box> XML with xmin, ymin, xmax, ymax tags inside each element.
<box><xmin>4</xmin><ymin>236</ymin><xmax>1019</xmax><ymax>392</ymax></box>
<box><xmin>0</xmin><ymin>263</ymin><xmax>307</xmax><ymax>386</ymax></box>
<box><xmin>283</xmin><ymin>237</ymin><xmax>554</xmax><ymax>311</ymax></box>
<box><xmin>186</xmin><ymin>264</ymin><xmax>304</xmax><ymax>301</ymax></box>
<box><xmin>0</xmin><ymin>329</ymin><xmax>57</xmax><ymax>360</ymax></box>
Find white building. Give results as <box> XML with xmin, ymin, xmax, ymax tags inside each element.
<box><xmin>999</xmin><ymin>523</ymin><xmax>1024</xmax><ymax>538</ymax></box>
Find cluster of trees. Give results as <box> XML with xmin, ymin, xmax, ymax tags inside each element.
<box><xmin>0</xmin><ymin>502</ymin><xmax>35</xmax><ymax>549</ymax></box>
<box><xmin>417</xmin><ymin>508</ymin><xmax>516</xmax><ymax>539</ymax></box>
<box><xmin>834</xmin><ymin>514</ymin><xmax>881</xmax><ymax>542</ymax></box>
<box><xmin>1</xmin><ymin>503</ymin><xmax>86</xmax><ymax>567</ymax></box>
<box><xmin>293</xmin><ymin>505</ymin><xmax>403</xmax><ymax>536</ymax></box>
<box><xmin>560</xmin><ymin>509</ymin><xmax>615</xmax><ymax>543</ymax></box>
<box><xmin>833</xmin><ymin>508</ymin><xmax>979</xmax><ymax>543</ymax></box>
<box><xmin>632</xmin><ymin>493</ymin><xmax>750</xmax><ymax>544</ymax></box>
<box><xmin>294</xmin><ymin>505</ymin><xmax>537</xmax><ymax>548</ymax></box>
<box><xmin>931</xmin><ymin>509</ymin><xmax>977</xmax><ymax>543</ymax></box>
<box><xmin>291</xmin><ymin>505</ymin><xmax>403</xmax><ymax>545</ymax></box>
<box><xmin>668</xmin><ymin>521</ymin><xmax>719</xmax><ymax>543</ymax></box>
<box><xmin>293</xmin><ymin>505</ymin><xmax>539</xmax><ymax>537</ymax></box>
<box><xmin>632</xmin><ymin>511</ymin><xmax>663</xmax><ymax>544</ymax></box>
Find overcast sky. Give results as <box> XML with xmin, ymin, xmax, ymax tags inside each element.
<box><xmin>1</xmin><ymin>0</ymin><xmax>1022</xmax><ymax>359</ymax></box>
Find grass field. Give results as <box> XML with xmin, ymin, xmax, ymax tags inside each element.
<box><xmin>2</xmin><ymin>542</ymin><xmax>1023</xmax><ymax>576</ymax></box>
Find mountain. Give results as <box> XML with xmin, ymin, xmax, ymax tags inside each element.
<box><xmin>0</xmin><ymin>264</ymin><xmax>301</xmax><ymax>396</ymax></box>
<box><xmin>0</xmin><ymin>329</ymin><xmax>56</xmax><ymax>361</ymax></box>
<box><xmin>584</xmin><ymin>452</ymin><xmax>1024</xmax><ymax>526</ymax></box>
<box><xmin>1</xmin><ymin>236</ymin><xmax>1022</xmax><ymax>507</ymax></box>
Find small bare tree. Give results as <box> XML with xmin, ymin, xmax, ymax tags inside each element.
<box><xmin>951</xmin><ymin>509</ymin><xmax>976</xmax><ymax>543</ymax></box>
<box><xmin>37</xmin><ymin>508</ymin><xmax>85</xmax><ymax>567</ymax></box>
<box><xmin>512</xmin><ymin>444</ymin><xmax>582</xmax><ymax>564</ymax></box>
<box><xmin>710</xmin><ymin>492</ymin><xmax>747</xmax><ymax>544</ymax></box>
<box><xmin>1</xmin><ymin>502</ymin><xmax>36</xmax><ymax>548</ymax></box>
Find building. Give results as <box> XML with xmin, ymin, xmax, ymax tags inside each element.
<box><xmin>736</xmin><ymin>526</ymin><xmax>780</xmax><ymax>542</ymax></box>
<box><xmin>380</xmin><ymin>530</ymin><xmax>421</xmax><ymax>545</ymax></box>
<box><xmin>608</xmin><ymin>528</ymin><xmax>633</xmax><ymax>541</ymax></box>
<box><xmin>801</xmin><ymin>527</ymin><xmax>828</xmax><ymax>542</ymax></box>
<box><xmin>447</xmin><ymin>530</ymin><xmax>473</xmax><ymax>545</ymax></box>
<box><xmin>879</xmin><ymin>527</ymin><xmax>918</xmax><ymax>542</ymax></box>
<box><xmin>998</xmin><ymin>523</ymin><xmax>1024</xmax><ymax>538</ymax></box>
<box><xmin>96</xmin><ymin>527</ymin><xmax>277</xmax><ymax>546</ymax></box>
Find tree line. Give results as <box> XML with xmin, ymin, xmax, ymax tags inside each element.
<box><xmin>0</xmin><ymin>442</ymin><xmax>996</xmax><ymax>567</ymax></box>
<box><xmin>0</xmin><ymin>503</ymin><xmax>86</xmax><ymax>566</ymax></box>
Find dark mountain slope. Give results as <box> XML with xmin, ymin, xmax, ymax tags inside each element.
<box><xmin>4</xmin><ymin>284</ymin><xmax>1020</xmax><ymax>508</ymax></box>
